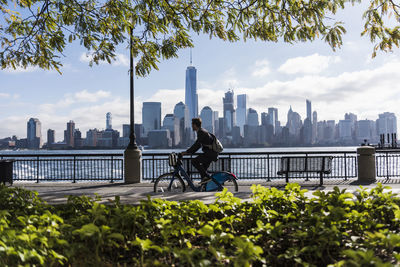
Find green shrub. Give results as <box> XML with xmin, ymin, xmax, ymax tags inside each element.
<box><xmin>1</xmin><ymin>183</ymin><xmax>400</xmax><ymax>266</ymax></box>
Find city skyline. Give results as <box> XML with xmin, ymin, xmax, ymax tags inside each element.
<box><xmin>1</xmin><ymin>98</ymin><xmax>397</xmax><ymax>147</ymax></box>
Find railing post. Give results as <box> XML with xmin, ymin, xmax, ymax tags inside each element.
<box><xmin>122</xmin><ymin>157</ymin><xmax>125</xmax><ymax>181</ymax></box>
<box><xmin>73</xmin><ymin>156</ymin><xmax>76</xmax><ymax>183</ymax></box>
<box><xmin>344</xmin><ymin>153</ymin><xmax>348</xmax><ymax>181</ymax></box>
<box><xmin>36</xmin><ymin>156</ymin><xmax>39</xmax><ymax>183</ymax></box>
<box><xmin>187</xmin><ymin>155</ymin><xmax>191</xmax><ymax>179</ymax></box>
<box><xmin>228</xmin><ymin>154</ymin><xmax>231</xmax><ymax>173</ymax></box>
<box><xmin>152</xmin><ymin>155</ymin><xmax>155</xmax><ymax>181</ymax></box>
<box><xmin>320</xmin><ymin>157</ymin><xmax>325</xmax><ymax>186</ymax></box>
<box><xmin>110</xmin><ymin>156</ymin><xmax>114</xmax><ymax>183</ymax></box>
<box><xmin>286</xmin><ymin>157</ymin><xmax>290</xmax><ymax>183</ymax></box>
<box><xmin>305</xmin><ymin>153</ymin><xmax>309</xmax><ymax>181</ymax></box>
<box><xmin>141</xmin><ymin>156</ymin><xmax>144</xmax><ymax>181</ymax></box>
<box><xmin>267</xmin><ymin>154</ymin><xmax>270</xmax><ymax>182</ymax></box>
<box><xmin>386</xmin><ymin>152</ymin><xmax>389</xmax><ymax>180</ymax></box>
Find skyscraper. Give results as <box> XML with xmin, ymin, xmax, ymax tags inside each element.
<box><xmin>261</xmin><ymin>112</ymin><xmax>268</xmax><ymax>126</ymax></box>
<box><xmin>27</xmin><ymin>118</ymin><xmax>42</xmax><ymax>149</ymax></box>
<box><xmin>326</xmin><ymin>120</ymin><xmax>336</xmax><ymax>141</ymax></box>
<box><xmin>303</xmin><ymin>100</ymin><xmax>312</xmax><ymax>144</ymax></box>
<box><xmin>312</xmin><ymin>111</ymin><xmax>318</xmax><ymax>143</ymax></box>
<box><xmin>236</xmin><ymin>94</ymin><xmax>248</xmax><ymax>136</ymax></box>
<box><xmin>122</xmin><ymin>124</ymin><xmax>130</xmax><ymax>138</ymax></box>
<box><xmin>162</xmin><ymin>114</ymin><xmax>180</xmax><ymax>146</ymax></box>
<box><xmin>47</xmin><ymin>129</ymin><xmax>55</xmax><ymax>148</ymax></box>
<box><xmin>377</xmin><ymin>112</ymin><xmax>397</xmax><ymax>135</ymax></box>
<box><xmin>106</xmin><ymin>112</ymin><xmax>112</xmax><ymax>130</ymax></box>
<box><xmin>200</xmin><ymin>106</ymin><xmax>214</xmax><ymax>134</ymax></box>
<box><xmin>218</xmin><ymin>117</ymin><xmax>225</xmax><ymax>138</ymax></box>
<box><xmin>338</xmin><ymin>119</ymin><xmax>352</xmax><ymax>141</ymax></box>
<box><xmin>185</xmin><ymin>63</ymin><xmax>198</xmax><ymax>120</ymax></box>
<box><xmin>244</xmin><ymin>108</ymin><xmax>259</xmax><ymax>146</ymax></box>
<box><xmin>64</xmin><ymin>120</ymin><xmax>75</xmax><ymax>148</ymax></box>
<box><xmin>85</xmin><ymin>129</ymin><xmax>101</xmax><ymax>147</ymax></box>
<box><xmin>142</xmin><ymin>102</ymin><xmax>161</xmax><ymax>137</ymax></box>
<box><xmin>74</xmin><ymin>129</ymin><xmax>83</xmax><ymax>148</ymax></box>
<box><xmin>174</xmin><ymin>101</ymin><xmax>190</xmax><ymax>145</ymax></box>
<box><xmin>286</xmin><ymin>106</ymin><xmax>302</xmax><ymax>137</ymax></box>
<box><xmin>306</xmin><ymin>99</ymin><xmax>312</xmax><ymax>120</ymax></box>
<box><xmin>247</xmin><ymin>108</ymin><xmax>259</xmax><ymax>126</ymax></box>
<box><xmin>267</xmin><ymin>107</ymin><xmax>278</xmax><ymax>134</ymax></box>
<box><xmin>357</xmin><ymin>119</ymin><xmax>375</xmax><ymax>142</ymax></box>
<box><xmin>213</xmin><ymin>111</ymin><xmax>219</xmax><ymax>137</ymax></box>
<box><xmin>174</xmin><ymin>102</ymin><xmax>190</xmax><ymax>128</ymax></box>
<box><xmin>223</xmin><ymin>90</ymin><xmax>235</xmax><ymax>134</ymax></box>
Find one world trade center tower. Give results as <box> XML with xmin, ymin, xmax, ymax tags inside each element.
<box><xmin>185</xmin><ymin>53</ymin><xmax>198</xmax><ymax>121</ymax></box>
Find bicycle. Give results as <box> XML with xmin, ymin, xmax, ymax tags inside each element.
<box><xmin>154</xmin><ymin>153</ymin><xmax>239</xmax><ymax>192</ymax></box>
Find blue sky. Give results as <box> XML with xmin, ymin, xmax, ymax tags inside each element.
<box><xmin>1</xmin><ymin>3</ymin><xmax>400</xmax><ymax>141</ymax></box>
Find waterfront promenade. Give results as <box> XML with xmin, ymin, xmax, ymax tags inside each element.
<box><xmin>12</xmin><ymin>178</ymin><xmax>400</xmax><ymax>205</ymax></box>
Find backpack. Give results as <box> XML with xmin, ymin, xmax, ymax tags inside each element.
<box><xmin>206</xmin><ymin>133</ymin><xmax>223</xmax><ymax>153</ymax></box>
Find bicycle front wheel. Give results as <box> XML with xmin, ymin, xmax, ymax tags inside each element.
<box><xmin>154</xmin><ymin>172</ymin><xmax>186</xmax><ymax>193</ymax></box>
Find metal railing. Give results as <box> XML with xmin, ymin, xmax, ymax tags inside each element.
<box><xmin>376</xmin><ymin>150</ymin><xmax>400</xmax><ymax>179</ymax></box>
<box><xmin>142</xmin><ymin>151</ymin><xmax>358</xmax><ymax>182</ymax></box>
<box><xmin>1</xmin><ymin>149</ymin><xmax>400</xmax><ymax>183</ymax></box>
<box><xmin>0</xmin><ymin>154</ymin><xmax>123</xmax><ymax>182</ymax></box>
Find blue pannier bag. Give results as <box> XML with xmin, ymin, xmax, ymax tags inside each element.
<box><xmin>205</xmin><ymin>172</ymin><xmax>232</xmax><ymax>191</ymax></box>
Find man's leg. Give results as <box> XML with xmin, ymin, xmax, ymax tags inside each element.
<box><xmin>192</xmin><ymin>154</ymin><xmax>213</xmax><ymax>182</ymax></box>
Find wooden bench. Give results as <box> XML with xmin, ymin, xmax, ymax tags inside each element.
<box><xmin>277</xmin><ymin>156</ymin><xmax>333</xmax><ymax>186</ymax></box>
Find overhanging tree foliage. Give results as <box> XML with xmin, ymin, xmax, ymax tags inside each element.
<box><xmin>1</xmin><ymin>0</ymin><xmax>400</xmax><ymax>76</ymax></box>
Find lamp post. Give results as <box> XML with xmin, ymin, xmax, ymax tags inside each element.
<box><xmin>124</xmin><ymin>26</ymin><xmax>141</xmax><ymax>184</ymax></box>
<box><xmin>127</xmin><ymin>26</ymin><xmax>137</xmax><ymax>150</ymax></box>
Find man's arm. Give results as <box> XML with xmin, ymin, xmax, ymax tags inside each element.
<box><xmin>185</xmin><ymin>139</ymin><xmax>201</xmax><ymax>154</ymax></box>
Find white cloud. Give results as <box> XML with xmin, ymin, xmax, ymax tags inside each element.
<box><xmin>1</xmin><ymin>66</ymin><xmax>40</xmax><ymax>74</ymax></box>
<box><xmin>0</xmin><ymin>93</ymin><xmax>10</xmax><ymax>98</ymax></box>
<box><xmin>278</xmin><ymin>53</ymin><xmax>341</xmax><ymax>74</ymax></box>
<box><xmin>198</xmin><ymin>67</ymin><xmax>239</xmax><ymax>91</ymax></box>
<box><xmin>252</xmin><ymin>59</ymin><xmax>271</xmax><ymax>77</ymax></box>
<box><xmin>74</xmin><ymin>90</ymin><xmax>111</xmax><ymax>102</ymax></box>
<box><xmin>80</xmin><ymin>52</ymin><xmax>129</xmax><ymax>67</ymax></box>
<box><xmin>38</xmin><ymin>90</ymin><xmax>112</xmax><ymax>115</ymax></box>
<box><xmin>114</xmin><ymin>54</ymin><xmax>129</xmax><ymax>66</ymax></box>
<box><xmin>0</xmin><ymin>93</ymin><xmax>19</xmax><ymax>99</ymax></box>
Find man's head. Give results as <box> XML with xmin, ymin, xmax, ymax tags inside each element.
<box><xmin>191</xmin><ymin>118</ymin><xmax>202</xmax><ymax>131</ymax></box>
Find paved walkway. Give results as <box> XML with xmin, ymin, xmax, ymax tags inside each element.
<box><xmin>10</xmin><ymin>178</ymin><xmax>400</xmax><ymax>205</ymax></box>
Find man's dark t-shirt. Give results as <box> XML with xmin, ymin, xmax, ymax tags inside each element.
<box><xmin>186</xmin><ymin>128</ymin><xmax>218</xmax><ymax>161</ymax></box>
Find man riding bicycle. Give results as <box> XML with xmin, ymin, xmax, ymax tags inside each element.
<box><xmin>180</xmin><ymin>118</ymin><xmax>219</xmax><ymax>185</ymax></box>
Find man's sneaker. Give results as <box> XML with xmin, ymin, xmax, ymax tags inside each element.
<box><xmin>199</xmin><ymin>176</ymin><xmax>212</xmax><ymax>185</ymax></box>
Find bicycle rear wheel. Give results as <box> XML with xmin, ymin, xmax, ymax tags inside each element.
<box><xmin>154</xmin><ymin>172</ymin><xmax>186</xmax><ymax>193</ymax></box>
<box><xmin>223</xmin><ymin>176</ymin><xmax>238</xmax><ymax>192</ymax></box>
